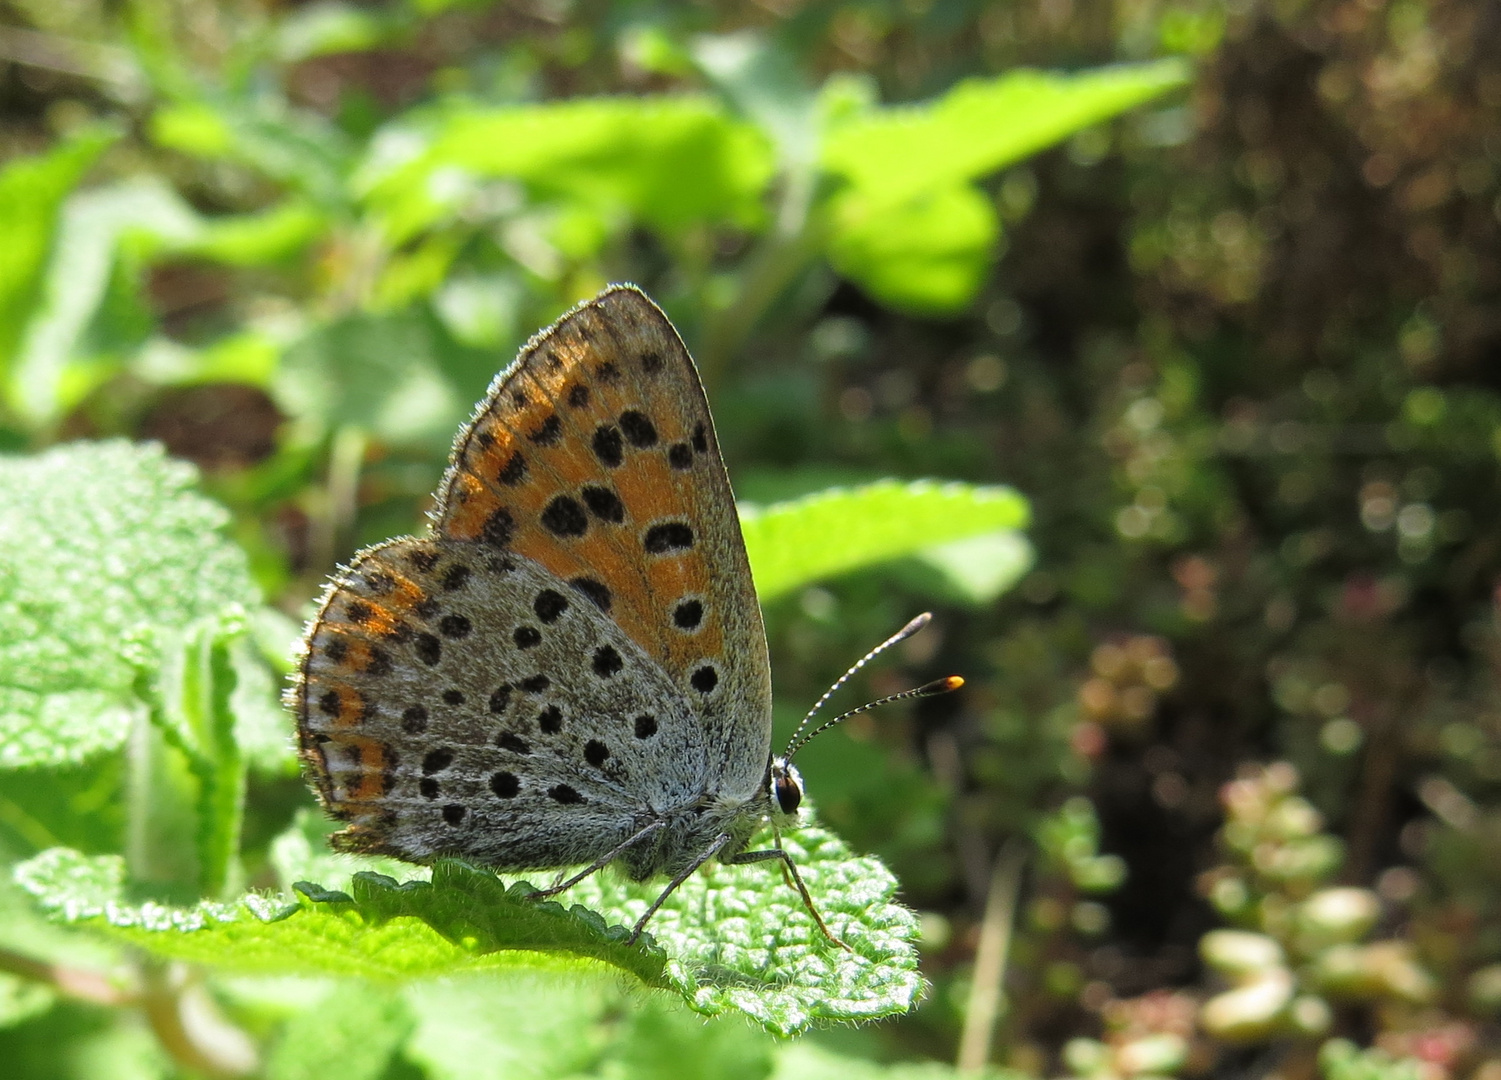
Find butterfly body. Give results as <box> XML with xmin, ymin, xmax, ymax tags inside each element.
<box><xmin>293</xmin><ymin>286</ymin><xmax>803</xmax><ymax>909</ymax></box>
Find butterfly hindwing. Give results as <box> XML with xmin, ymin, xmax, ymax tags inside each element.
<box><xmin>295</xmin><ymin>537</ymin><xmax>710</xmax><ymax>866</ymax></box>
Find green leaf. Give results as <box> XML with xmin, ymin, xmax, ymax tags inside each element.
<box><xmin>10</xmin><ymin>179</ymin><xmax>200</xmax><ymax>424</ymax></box>
<box><xmin>133</xmin><ymin>626</ymin><xmax>248</xmax><ymax>900</ymax></box>
<box><xmin>185</xmin><ymin>200</ymin><xmax>326</xmax><ymax>266</ymax></box>
<box><xmin>0</xmin><ymin>128</ymin><xmax>115</xmax><ymax>395</ymax></box>
<box><xmin>1319</xmin><ymin>1039</ymin><xmax>1425</xmax><ymax>1080</ymax></box>
<box><xmin>0</xmin><ymin>973</ymin><xmax>55</xmax><ymax>1030</ymax></box>
<box><xmin>821</xmin><ymin>60</ymin><xmax>1190</xmax><ymax>210</ymax></box>
<box><xmin>149</xmin><ymin>96</ymin><xmax>351</xmax><ymax>204</ymax></box>
<box><xmin>740</xmin><ymin>481</ymin><xmax>1030</xmax><ymax>602</ymax></box>
<box><xmin>820</xmin><ymin>61</ymin><xmax>1188</xmax><ymax>313</ymax></box>
<box><xmin>0</xmin><ymin>441</ymin><xmax>259</xmax><ymax>768</ymax></box>
<box><xmin>16</xmin><ymin>825</ymin><xmax>922</xmax><ymax>1035</ymax></box>
<box><xmin>404</xmin><ymin>975</ymin><xmax>776</xmax><ymax>1080</ymax></box>
<box><xmin>912</xmin><ymin>529</ymin><xmax>1035</xmax><ymax>604</ymax></box>
<box><xmin>266</xmin><ymin>983</ymin><xmax>412</xmax><ymax>1080</ymax></box>
<box><xmin>273</xmin><ymin>2</ymin><xmax>398</xmax><ymax>64</ymax></box>
<box><xmin>359</xmin><ymin>97</ymin><xmax>774</xmax><ymax>243</ymax></box>
<box><xmin>693</xmin><ymin>31</ymin><xmax>819</xmax><ymax>168</ymax></box>
<box><xmin>275</xmin><ymin>312</ymin><xmax>466</xmax><ymax>445</ymax></box>
<box><xmin>826</xmin><ymin>183</ymin><xmax>998</xmax><ymax>314</ymax></box>
<box><xmin>401</xmin><ymin>973</ymin><xmax>617</xmax><ymax>1080</ymax></box>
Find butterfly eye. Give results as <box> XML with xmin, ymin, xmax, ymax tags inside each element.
<box><xmin>774</xmin><ymin>773</ymin><xmax>802</xmax><ymax>815</ymax></box>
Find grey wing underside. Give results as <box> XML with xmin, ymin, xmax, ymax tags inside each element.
<box><xmin>296</xmin><ymin>537</ymin><xmax>707</xmax><ymax>869</ymax></box>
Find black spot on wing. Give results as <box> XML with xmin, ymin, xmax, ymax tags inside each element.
<box><xmin>498</xmin><ymin>452</ymin><xmax>527</xmax><ymax>486</ymax></box>
<box><xmin>592</xmin><ymin>425</ymin><xmax>624</xmax><ymax>468</ymax></box>
<box><xmin>482</xmin><ymin>508</ymin><xmax>515</xmax><ymax>548</ymax></box>
<box><xmin>414</xmin><ymin>633</ymin><xmax>441</xmax><ymax>666</ymax></box>
<box><xmin>533</xmin><ymin>589</ymin><xmax>568</xmax><ymax>623</ymax></box>
<box><xmin>673</xmin><ymin>599</ymin><xmax>703</xmax><ymax>629</ymax></box>
<box><xmin>619</xmin><ymin>410</ymin><xmax>657</xmax><ymax>448</ymax></box>
<box><xmin>592</xmin><ymin>645</ymin><xmax>623</xmax><ymax>678</ymax></box>
<box><xmin>540</xmin><ymin>496</ymin><xmax>588</xmax><ymax>537</ymax></box>
<box><xmin>644</xmin><ymin>522</ymin><xmax>694</xmax><ymax>553</ymax></box>
<box><xmin>528</xmin><ymin>414</ymin><xmax>562</xmax><ymax>445</ymax></box>
<box><xmin>691</xmin><ymin>665</ymin><xmax>719</xmax><ymax>694</ymax></box>
<box><xmin>580</xmin><ymin>486</ymin><xmax>624</xmax><ymax>523</ymax></box>
<box><xmin>569</xmin><ymin>577</ymin><xmax>612</xmax><ymax>611</ymax></box>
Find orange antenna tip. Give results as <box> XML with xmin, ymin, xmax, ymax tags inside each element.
<box><xmin>916</xmin><ymin>675</ymin><xmax>964</xmax><ymax>695</ymax></box>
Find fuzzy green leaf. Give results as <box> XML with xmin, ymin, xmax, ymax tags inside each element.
<box><xmin>15</xmin><ymin>824</ymin><xmax>921</xmax><ymax>1035</ymax></box>
<box><xmin>0</xmin><ymin>441</ymin><xmax>259</xmax><ymax>768</ymax></box>
<box><xmin>740</xmin><ymin>481</ymin><xmax>1030</xmax><ymax>602</ymax></box>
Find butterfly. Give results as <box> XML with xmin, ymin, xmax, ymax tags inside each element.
<box><xmin>291</xmin><ymin>284</ymin><xmax>959</xmax><ymax>946</ymax></box>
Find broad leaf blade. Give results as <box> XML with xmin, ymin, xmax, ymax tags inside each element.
<box><xmin>822</xmin><ymin>60</ymin><xmax>1190</xmax><ymax>209</ymax></box>
<box><xmin>820</xmin><ymin>61</ymin><xmax>1188</xmax><ymax>313</ymax></box>
<box><xmin>15</xmin><ymin>825</ymin><xmax>921</xmax><ymax>1035</ymax></box>
<box><xmin>359</xmin><ymin>97</ymin><xmax>774</xmax><ymax>243</ymax></box>
<box><xmin>740</xmin><ymin>481</ymin><xmax>1030</xmax><ymax>602</ymax></box>
<box><xmin>826</xmin><ymin>183</ymin><xmax>999</xmax><ymax>314</ymax></box>
<box><xmin>0</xmin><ymin>441</ymin><xmax>259</xmax><ymax>768</ymax></box>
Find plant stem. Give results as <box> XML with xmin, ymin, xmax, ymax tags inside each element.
<box><xmin>957</xmin><ymin>840</ymin><xmax>1027</xmax><ymax>1075</ymax></box>
<box><xmin>0</xmin><ymin>946</ymin><xmax>136</xmax><ymax>1006</ymax></box>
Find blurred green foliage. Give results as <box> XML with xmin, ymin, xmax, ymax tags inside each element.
<box><xmin>1</xmin><ymin>0</ymin><xmax>1499</xmax><ymax>1077</ymax></box>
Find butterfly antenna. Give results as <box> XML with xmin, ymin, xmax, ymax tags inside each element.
<box><xmin>782</xmin><ymin>613</ymin><xmax>959</xmax><ymax>759</ymax></box>
<box><xmin>784</xmin><ymin>676</ymin><xmax>963</xmax><ymax>762</ymax></box>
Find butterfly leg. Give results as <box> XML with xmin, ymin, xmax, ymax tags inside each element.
<box><xmin>724</xmin><ymin>846</ymin><xmax>852</xmax><ymax>952</ymax></box>
<box><xmin>772</xmin><ymin>828</ymin><xmax>795</xmax><ymax>890</ymax></box>
<box><xmin>529</xmin><ymin>820</ymin><xmax>668</xmax><ymax>899</ymax></box>
<box><xmin>627</xmin><ymin>831</ymin><xmax>735</xmax><ymax>944</ymax></box>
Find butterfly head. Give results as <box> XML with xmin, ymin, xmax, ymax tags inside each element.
<box><xmin>767</xmin><ymin>756</ymin><xmax>804</xmax><ymax>821</ymax></box>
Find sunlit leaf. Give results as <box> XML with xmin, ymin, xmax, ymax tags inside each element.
<box><xmin>0</xmin><ymin>441</ymin><xmax>258</xmax><ymax>768</ymax></box>
<box><xmin>822</xmin><ymin>60</ymin><xmax>1190</xmax><ymax>210</ymax></box>
<box><xmin>820</xmin><ymin>61</ymin><xmax>1188</xmax><ymax>312</ymax></box>
<box><xmin>912</xmin><ymin>529</ymin><xmax>1035</xmax><ymax>605</ymax></box>
<box><xmin>186</xmin><ymin>200</ymin><xmax>327</xmax><ymax>266</ymax></box>
<box><xmin>150</xmin><ymin>96</ymin><xmax>351</xmax><ymax>204</ymax></box>
<box><xmin>827</xmin><ymin>183</ymin><xmax>998</xmax><ymax>314</ymax></box>
<box><xmin>358</xmin><ymin>97</ymin><xmax>774</xmax><ymax>243</ymax></box>
<box><xmin>274</xmin><ymin>2</ymin><xmax>397</xmax><ymax>64</ymax></box>
<box><xmin>741</xmin><ymin>481</ymin><xmax>1030</xmax><ymax>602</ymax></box>
<box><xmin>16</xmin><ymin>823</ymin><xmax>921</xmax><ymax>1035</ymax></box>
<box><xmin>275</xmin><ymin>312</ymin><xmax>466</xmax><ymax>445</ymax></box>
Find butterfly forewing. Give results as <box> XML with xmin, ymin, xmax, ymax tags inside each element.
<box><xmin>433</xmin><ymin>286</ymin><xmax>772</xmax><ymax>797</ymax></box>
